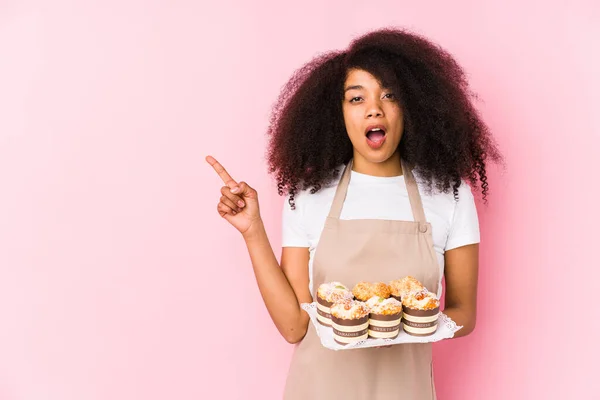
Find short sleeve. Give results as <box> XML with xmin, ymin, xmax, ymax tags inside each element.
<box><xmin>281</xmin><ymin>193</ymin><xmax>310</xmax><ymax>247</ymax></box>
<box><xmin>445</xmin><ymin>182</ymin><xmax>481</xmax><ymax>251</ymax></box>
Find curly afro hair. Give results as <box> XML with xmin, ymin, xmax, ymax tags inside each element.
<box><xmin>266</xmin><ymin>27</ymin><xmax>502</xmax><ymax>210</ymax></box>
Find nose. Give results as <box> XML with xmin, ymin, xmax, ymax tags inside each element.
<box><xmin>366</xmin><ymin>99</ymin><xmax>384</xmax><ymax>118</ymax></box>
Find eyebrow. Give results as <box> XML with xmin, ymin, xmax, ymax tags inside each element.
<box><xmin>344</xmin><ymin>85</ymin><xmax>364</xmax><ymax>93</ymax></box>
<box><xmin>344</xmin><ymin>84</ymin><xmax>391</xmax><ymax>93</ymax></box>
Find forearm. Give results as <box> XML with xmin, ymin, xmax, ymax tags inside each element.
<box><xmin>442</xmin><ymin>306</ymin><xmax>476</xmax><ymax>338</ymax></box>
<box><xmin>443</xmin><ymin>244</ymin><xmax>479</xmax><ymax>339</ymax></box>
<box><xmin>243</xmin><ymin>220</ymin><xmax>308</xmax><ymax>342</ymax></box>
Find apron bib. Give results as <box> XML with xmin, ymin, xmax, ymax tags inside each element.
<box><xmin>283</xmin><ymin>159</ymin><xmax>441</xmax><ymax>400</ymax></box>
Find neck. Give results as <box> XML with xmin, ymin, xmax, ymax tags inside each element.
<box><xmin>351</xmin><ymin>151</ymin><xmax>403</xmax><ymax>177</ymax></box>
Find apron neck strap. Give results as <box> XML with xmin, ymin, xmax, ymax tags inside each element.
<box><xmin>328</xmin><ymin>158</ymin><xmax>427</xmax><ymax>223</ymax></box>
<box><xmin>401</xmin><ymin>159</ymin><xmax>427</xmax><ymax>223</ymax></box>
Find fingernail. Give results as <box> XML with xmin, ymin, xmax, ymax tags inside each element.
<box><xmin>231</xmin><ymin>187</ymin><xmax>239</xmax><ymax>193</ymax></box>
<box><xmin>238</xmin><ymin>200</ymin><xmax>245</xmax><ymax>207</ymax></box>
<box><xmin>232</xmin><ymin>210</ymin><xmax>236</xmax><ymax>215</ymax></box>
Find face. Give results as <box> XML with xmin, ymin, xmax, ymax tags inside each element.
<box><xmin>342</xmin><ymin>68</ymin><xmax>404</xmax><ymax>170</ymax></box>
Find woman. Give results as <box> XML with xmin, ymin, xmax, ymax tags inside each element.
<box><xmin>207</xmin><ymin>27</ymin><xmax>501</xmax><ymax>399</ymax></box>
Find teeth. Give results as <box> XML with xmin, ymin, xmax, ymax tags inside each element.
<box><xmin>370</xmin><ymin>128</ymin><xmax>382</xmax><ymax>131</ymax></box>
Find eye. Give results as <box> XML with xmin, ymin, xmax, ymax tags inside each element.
<box><xmin>384</xmin><ymin>93</ymin><xmax>396</xmax><ymax>100</ymax></box>
<box><xmin>349</xmin><ymin>96</ymin><xmax>362</xmax><ymax>103</ymax></box>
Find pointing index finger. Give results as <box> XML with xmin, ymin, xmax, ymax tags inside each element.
<box><xmin>206</xmin><ymin>155</ymin><xmax>238</xmax><ymax>188</ymax></box>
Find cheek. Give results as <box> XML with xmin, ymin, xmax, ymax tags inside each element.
<box><xmin>387</xmin><ymin>104</ymin><xmax>402</xmax><ymax>118</ymax></box>
<box><xmin>342</xmin><ymin>108</ymin><xmax>363</xmax><ymax>136</ymax></box>
<box><xmin>387</xmin><ymin>107</ymin><xmax>404</xmax><ymax>130</ymax></box>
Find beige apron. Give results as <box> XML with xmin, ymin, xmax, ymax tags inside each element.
<box><xmin>283</xmin><ymin>158</ymin><xmax>441</xmax><ymax>400</ymax></box>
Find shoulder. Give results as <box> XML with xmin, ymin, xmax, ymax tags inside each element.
<box><xmin>283</xmin><ymin>164</ymin><xmax>344</xmax><ymax>209</ymax></box>
<box><xmin>412</xmin><ymin>170</ymin><xmax>478</xmax><ymax>227</ymax></box>
<box><xmin>412</xmin><ymin>169</ymin><xmax>475</xmax><ymax>204</ymax></box>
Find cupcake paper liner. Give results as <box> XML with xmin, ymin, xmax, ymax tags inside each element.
<box><xmin>300</xmin><ymin>302</ymin><xmax>459</xmax><ymax>351</ymax></box>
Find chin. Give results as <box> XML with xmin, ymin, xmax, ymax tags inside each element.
<box><xmin>356</xmin><ymin>147</ymin><xmax>399</xmax><ymax>164</ymax></box>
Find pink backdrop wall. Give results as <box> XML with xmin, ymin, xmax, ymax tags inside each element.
<box><xmin>1</xmin><ymin>1</ymin><xmax>598</xmax><ymax>399</ymax></box>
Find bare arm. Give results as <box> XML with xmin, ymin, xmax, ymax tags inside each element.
<box><xmin>442</xmin><ymin>243</ymin><xmax>479</xmax><ymax>338</ymax></box>
<box><xmin>206</xmin><ymin>155</ymin><xmax>311</xmax><ymax>343</ymax></box>
<box><xmin>243</xmin><ymin>225</ymin><xmax>312</xmax><ymax>343</ymax></box>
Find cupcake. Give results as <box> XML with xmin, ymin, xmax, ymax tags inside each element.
<box><xmin>366</xmin><ymin>296</ymin><xmax>403</xmax><ymax>339</ymax></box>
<box><xmin>352</xmin><ymin>281</ymin><xmax>391</xmax><ymax>302</ymax></box>
<box><xmin>316</xmin><ymin>282</ymin><xmax>353</xmax><ymax>326</ymax></box>
<box><xmin>330</xmin><ymin>300</ymin><xmax>370</xmax><ymax>345</ymax></box>
<box><xmin>401</xmin><ymin>290</ymin><xmax>440</xmax><ymax>336</ymax></box>
<box><xmin>388</xmin><ymin>276</ymin><xmax>425</xmax><ymax>302</ymax></box>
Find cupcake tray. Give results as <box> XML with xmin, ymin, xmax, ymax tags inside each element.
<box><xmin>301</xmin><ymin>302</ymin><xmax>462</xmax><ymax>351</ymax></box>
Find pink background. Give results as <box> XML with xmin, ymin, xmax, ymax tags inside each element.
<box><xmin>1</xmin><ymin>1</ymin><xmax>598</xmax><ymax>399</ymax></box>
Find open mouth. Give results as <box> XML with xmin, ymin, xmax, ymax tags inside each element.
<box><xmin>365</xmin><ymin>125</ymin><xmax>387</xmax><ymax>149</ymax></box>
<box><xmin>366</xmin><ymin>129</ymin><xmax>386</xmax><ymax>141</ymax></box>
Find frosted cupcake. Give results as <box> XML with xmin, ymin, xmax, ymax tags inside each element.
<box><xmin>352</xmin><ymin>281</ymin><xmax>391</xmax><ymax>302</ymax></box>
<box><xmin>316</xmin><ymin>282</ymin><xmax>353</xmax><ymax>326</ymax></box>
<box><xmin>366</xmin><ymin>296</ymin><xmax>403</xmax><ymax>339</ymax></box>
<box><xmin>388</xmin><ymin>276</ymin><xmax>425</xmax><ymax>302</ymax></box>
<box><xmin>330</xmin><ymin>300</ymin><xmax>370</xmax><ymax>345</ymax></box>
<box><xmin>401</xmin><ymin>290</ymin><xmax>440</xmax><ymax>336</ymax></box>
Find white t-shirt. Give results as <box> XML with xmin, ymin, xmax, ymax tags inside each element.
<box><xmin>281</xmin><ymin>165</ymin><xmax>481</xmax><ymax>297</ymax></box>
